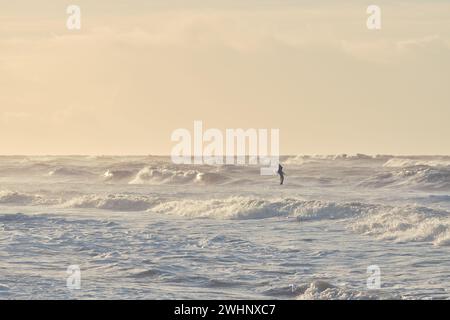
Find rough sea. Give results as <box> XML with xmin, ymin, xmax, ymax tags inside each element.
<box><xmin>1</xmin><ymin>155</ymin><xmax>449</xmax><ymax>299</ymax></box>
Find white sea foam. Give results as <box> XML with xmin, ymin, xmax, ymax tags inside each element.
<box><xmin>295</xmin><ymin>280</ymin><xmax>376</xmax><ymax>300</ymax></box>
<box><xmin>285</xmin><ymin>154</ymin><xmax>387</xmax><ymax>165</ymax></box>
<box><xmin>129</xmin><ymin>166</ymin><xmax>229</xmax><ymax>185</ymax></box>
<box><xmin>1</xmin><ymin>155</ymin><xmax>450</xmax><ymax>299</ymax></box>
<box><xmin>360</xmin><ymin>166</ymin><xmax>450</xmax><ymax>189</ymax></box>
<box><xmin>150</xmin><ymin>196</ymin><xmax>450</xmax><ymax>247</ymax></box>
<box><xmin>0</xmin><ymin>190</ymin><xmax>59</xmax><ymax>206</ymax></box>
<box><xmin>148</xmin><ymin>197</ymin><xmax>373</xmax><ymax>220</ymax></box>
<box><xmin>103</xmin><ymin>169</ymin><xmax>135</xmax><ymax>182</ymax></box>
<box><xmin>352</xmin><ymin>205</ymin><xmax>450</xmax><ymax>246</ymax></box>
<box><xmin>149</xmin><ymin>197</ymin><xmax>288</xmax><ymax>219</ymax></box>
<box><xmin>0</xmin><ymin>190</ymin><xmax>36</xmax><ymax>205</ymax></box>
<box><xmin>383</xmin><ymin>158</ymin><xmax>450</xmax><ymax>168</ymax></box>
<box><xmin>48</xmin><ymin>167</ymin><xmax>93</xmax><ymax>177</ymax></box>
<box><xmin>62</xmin><ymin>194</ymin><xmax>160</xmax><ymax>211</ymax></box>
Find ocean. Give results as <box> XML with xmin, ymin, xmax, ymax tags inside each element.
<box><xmin>0</xmin><ymin>155</ymin><xmax>449</xmax><ymax>299</ymax></box>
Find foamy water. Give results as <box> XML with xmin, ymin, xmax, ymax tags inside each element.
<box><xmin>0</xmin><ymin>155</ymin><xmax>449</xmax><ymax>299</ymax></box>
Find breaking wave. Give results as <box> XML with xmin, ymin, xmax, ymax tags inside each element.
<box><xmin>285</xmin><ymin>154</ymin><xmax>389</xmax><ymax>165</ymax></box>
<box><xmin>102</xmin><ymin>169</ymin><xmax>135</xmax><ymax>182</ymax></box>
<box><xmin>47</xmin><ymin>167</ymin><xmax>94</xmax><ymax>177</ymax></box>
<box><xmin>0</xmin><ymin>190</ymin><xmax>160</xmax><ymax>211</ymax></box>
<box><xmin>3</xmin><ymin>187</ymin><xmax>450</xmax><ymax>247</ymax></box>
<box><xmin>264</xmin><ymin>280</ymin><xmax>380</xmax><ymax>299</ymax></box>
<box><xmin>352</xmin><ymin>205</ymin><xmax>450</xmax><ymax>246</ymax></box>
<box><xmin>294</xmin><ymin>280</ymin><xmax>378</xmax><ymax>300</ymax></box>
<box><xmin>383</xmin><ymin>158</ymin><xmax>450</xmax><ymax>168</ymax></box>
<box><xmin>149</xmin><ymin>196</ymin><xmax>450</xmax><ymax>246</ymax></box>
<box><xmin>62</xmin><ymin>194</ymin><xmax>160</xmax><ymax>211</ymax></box>
<box><xmin>360</xmin><ymin>166</ymin><xmax>450</xmax><ymax>190</ymax></box>
<box><xmin>148</xmin><ymin>197</ymin><xmax>374</xmax><ymax>220</ymax></box>
<box><xmin>0</xmin><ymin>190</ymin><xmax>59</xmax><ymax>206</ymax></box>
<box><xmin>129</xmin><ymin>167</ymin><xmax>229</xmax><ymax>185</ymax></box>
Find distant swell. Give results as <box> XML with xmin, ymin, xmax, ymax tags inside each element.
<box><xmin>360</xmin><ymin>166</ymin><xmax>450</xmax><ymax>190</ymax></box>
<box><xmin>383</xmin><ymin>158</ymin><xmax>450</xmax><ymax>168</ymax></box>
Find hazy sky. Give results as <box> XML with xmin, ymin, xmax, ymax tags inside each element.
<box><xmin>1</xmin><ymin>0</ymin><xmax>449</xmax><ymax>155</ymax></box>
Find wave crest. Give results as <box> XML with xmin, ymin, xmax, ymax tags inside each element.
<box><xmin>383</xmin><ymin>158</ymin><xmax>450</xmax><ymax>168</ymax></box>
<box><xmin>295</xmin><ymin>280</ymin><xmax>377</xmax><ymax>300</ymax></box>
<box><xmin>148</xmin><ymin>197</ymin><xmax>373</xmax><ymax>220</ymax></box>
<box><xmin>129</xmin><ymin>167</ymin><xmax>228</xmax><ymax>185</ymax></box>
<box><xmin>360</xmin><ymin>166</ymin><xmax>450</xmax><ymax>190</ymax></box>
<box><xmin>63</xmin><ymin>194</ymin><xmax>159</xmax><ymax>211</ymax></box>
<box><xmin>0</xmin><ymin>190</ymin><xmax>58</xmax><ymax>206</ymax></box>
<box><xmin>352</xmin><ymin>206</ymin><xmax>450</xmax><ymax>246</ymax></box>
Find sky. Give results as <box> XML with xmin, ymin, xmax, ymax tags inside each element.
<box><xmin>0</xmin><ymin>0</ymin><xmax>449</xmax><ymax>155</ymax></box>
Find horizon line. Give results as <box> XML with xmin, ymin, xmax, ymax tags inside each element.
<box><xmin>0</xmin><ymin>154</ymin><xmax>449</xmax><ymax>157</ymax></box>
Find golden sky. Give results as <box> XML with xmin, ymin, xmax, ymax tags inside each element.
<box><xmin>1</xmin><ymin>0</ymin><xmax>449</xmax><ymax>155</ymax></box>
